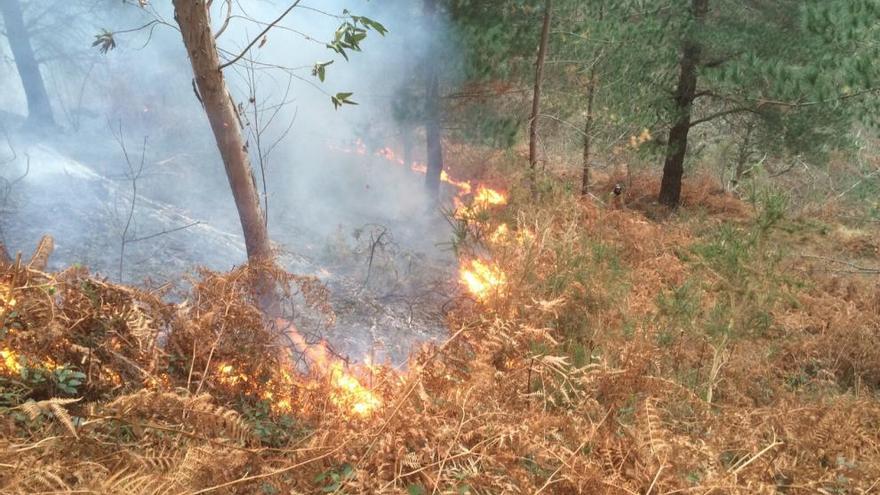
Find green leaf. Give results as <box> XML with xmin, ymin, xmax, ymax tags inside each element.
<box><xmin>331</xmin><ymin>92</ymin><xmax>358</xmax><ymax>110</ymax></box>
<box><xmin>407</xmin><ymin>484</ymin><xmax>427</xmax><ymax>495</ymax></box>
<box><xmin>312</xmin><ymin>61</ymin><xmax>334</xmax><ymax>82</ymax></box>
<box><xmin>359</xmin><ymin>16</ymin><xmax>388</xmax><ymax>36</ymax></box>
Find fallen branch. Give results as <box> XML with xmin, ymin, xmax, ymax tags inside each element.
<box><xmin>126</xmin><ymin>221</ymin><xmax>201</xmax><ymax>243</ymax></box>
<box><xmin>800</xmin><ymin>254</ymin><xmax>880</xmax><ymax>274</ymax></box>
<box><xmin>729</xmin><ymin>435</ymin><xmax>783</xmax><ymax>475</ymax></box>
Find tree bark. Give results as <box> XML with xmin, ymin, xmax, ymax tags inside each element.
<box><xmin>528</xmin><ymin>0</ymin><xmax>552</xmax><ymax>191</ymax></box>
<box><xmin>173</xmin><ymin>0</ymin><xmax>272</xmax><ymax>263</ymax></box>
<box><xmin>658</xmin><ymin>0</ymin><xmax>708</xmax><ymax>208</ymax></box>
<box><xmin>581</xmin><ymin>65</ymin><xmax>597</xmax><ymax>196</ymax></box>
<box><xmin>0</xmin><ymin>0</ymin><xmax>54</xmax><ymax>126</ymax></box>
<box><xmin>423</xmin><ymin>0</ymin><xmax>444</xmax><ymax>201</ymax></box>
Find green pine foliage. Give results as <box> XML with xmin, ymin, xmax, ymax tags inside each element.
<box><xmin>442</xmin><ymin>0</ymin><xmax>880</xmax><ymax>178</ymax></box>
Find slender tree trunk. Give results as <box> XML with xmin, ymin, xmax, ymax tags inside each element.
<box><xmin>0</xmin><ymin>0</ymin><xmax>53</xmax><ymax>126</ymax></box>
<box><xmin>173</xmin><ymin>0</ymin><xmax>271</xmax><ymax>263</ymax></box>
<box><xmin>528</xmin><ymin>0</ymin><xmax>552</xmax><ymax>191</ymax></box>
<box><xmin>424</xmin><ymin>68</ymin><xmax>443</xmax><ymax>199</ymax></box>
<box><xmin>581</xmin><ymin>5</ymin><xmax>603</xmax><ymax>196</ymax></box>
<box><xmin>581</xmin><ymin>66</ymin><xmax>597</xmax><ymax>196</ymax></box>
<box><xmin>658</xmin><ymin>0</ymin><xmax>708</xmax><ymax>208</ymax></box>
<box><xmin>733</xmin><ymin>120</ymin><xmax>754</xmax><ymax>186</ymax></box>
<box><xmin>423</xmin><ymin>0</ymin><xmax>444</xmax><ymax>201</ymax></box>
<box><xmin>402</xmin><ymin>125</ymin><xmax>414</xmax><ymax>167</ymax></box>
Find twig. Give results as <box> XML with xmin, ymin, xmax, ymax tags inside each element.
<box><xmin>644</xmin><ymin>464</ymin><xmax>664</xmax><ymax>495</ymax></box>
<box><xmin>218</xmin><ymin>0</ymin><xmax>303</xmax><ymax>70</ymax></box>
<box><xmin>431</xmin><ymin>389</ymin><xmax>472</xmax><ymax>495</ymax></box>
<box><xmin>835</xmin><ymin>168</ymin><xmax>880</xmax><ymax>200</ymax></box>
<box><xmin>535</xmin><ymin>437</ymin><xmax>591</xmax><ymax>493</ymax></box>
<box><xmin>729</xmin><ymin>436</ymin><xmax>783</xmax><ymax>475</ymax></box>
<box><xmin>126</xmin><ymin>221</ymin><xmax>201</xmax><ymax>243</ymax></box>
<box><xmin>212</xmin><ymin>0</ymin><xmax>233</xmax><ymax>39</ymax></box>
<box><xmin>110</xmin><ymin>122</ymin><xmax>148</xmax><ymax>283</ymax></box>
<box><xmin>362</xmin><ymin>227</ymin><xmax>389</xmax><ymax>290</ymax></box>
<box><xmin>800</xmin><ymin>254</ymin><xmax>880</xmax><ymax>274</ymax></box>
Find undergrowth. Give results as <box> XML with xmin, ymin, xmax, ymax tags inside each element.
<box><xmin>0</xmin><ymin>175</ymin><xmax>878</xmax><ymax>493</ymax></box>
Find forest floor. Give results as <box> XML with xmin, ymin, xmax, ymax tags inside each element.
<box><xmin>1</xmin><ymin>150</ymin><xmax>879</xmax><ymax>494</ymax></box>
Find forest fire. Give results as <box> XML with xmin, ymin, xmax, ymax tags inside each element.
<box><xmin>328</xmin><ymin>361</ymin><xmax>382</xmax><ymax>416</ymax></box>
<box><xmin>460</xmin><ymin>259</ymin><xmax>506</xmax><ymax>300</ymax></box>
<box><xmin>332</xmin><ymin>139</ymin><xmax>509</xmax><ymax>205</ymax></box>
<box><xmin>0</xmin><ymin>347</ymin><xmax>61</xmax><ymax>375</ymax></box>
<box><xmin>489</xmin><ymin>224</ymin><xmax>509</xmax><ymax>243</ymax></box>
<box><xmin>216</xmin><ymin>361</ymin><xmax>297</xmax><ymax>413</ymax></box>
<box><xmin>283</xmin><ymin>320</ymin><xmax>383</xmax><ymax>417</ymax></box>
<box><xmin>1</xmin><ymin>348</ymin><xmax>22</xmax><ymax>374</ymax></box>
<box><xmin>473</xmin><ymin>185</ymin><xmax>507</xmax><ymax>207</ymax></box>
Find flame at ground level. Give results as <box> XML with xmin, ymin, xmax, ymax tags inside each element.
<box><xmin>283</xmin><ymin>321</ymin><xmax>383</xmax><ymax>417</ymax></box>
<box><xmin>474</xmin><ymin>186</ymin><xmax>507</xmax><ymax>207</ymax></box>
<box><xmin>460</xmin><ymin>259</ymin><xmax>506</xmax><ymax>300</ymax></box>
<box><xmin>329</xmin><ymin>362</ymin><xmax>382</xmax><ymax>416</ymax></box>
<box><xmin>1</xmin><ymin>348</ymin><xmax>22</xmax><ymax>374</ymax></box>
<box><xmin>331</xmin><ymin>139</ymin><xmax>512</xmax><ymax>205</ymax></box>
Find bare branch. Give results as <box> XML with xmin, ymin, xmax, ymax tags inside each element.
<box><xmin>800</xmin><ymin>254</ymin><xmax>880</xmax><ymax>275</ymax></box>
<box><xmin>689</xmin><ymin>107</ymin><xmax>759</xmax><ymax>128</ymax></box>
<box><xmin>218</xmin><ymin>0</ymin><xmax>303</xmax><ymax>71</ymax></box>
<box><xmin>213</xmin><ymin>0</ymin><xmax>233</xmax><ymax>39</ymax></box>
<box><xmin>754</xmin><ymin>87</ymin><xmax>880</xmax><ymax>108</ymax></box>
<box><xmin>127</xmin><ymin>221</ymin><xmax>202</xmax><ymax>243</ymax></box>
<box><xmin>111</xmin><ymin>122</ymin><xmax>148</xmax><ymax>282</ymax></box>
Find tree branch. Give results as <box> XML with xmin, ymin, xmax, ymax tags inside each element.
<box><xmin>127</xmin><ymin>221</ymin><xmax>201</xmax><ymax>243</ymax></box>
<box><xmin>753</xmin><ymin>87</ymin><xmax>880</xmax><ymax>108</ymax></box>
<box><xmin>218</xmin><ymin>0</ymin><xmax>303</xmax><ymax>70</ymax></box>
<box><xmin>689</xmin><ymin>107</ymin><xmax>759</xmax><ymax>128</ymax></box>
<box><xmin>213</xmin><ymin>0</ymin><xmax>233</xmax><ymax>39</ymax></box>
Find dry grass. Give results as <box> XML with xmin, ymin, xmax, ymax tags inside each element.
<box><xmin>1</xmin><ymin>174</ymin><xmax>879</xmax><ymax>494</ymax></box>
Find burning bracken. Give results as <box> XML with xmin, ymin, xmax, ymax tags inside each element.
<box><xmin>459</xmin><ymin>259</ymin><xmax>506</xmax><ymax>300</ymax></box>
<box><xmin>284</xmin><ymin>320</ymin><xmax>383</xmax><ymax>417</ymax></box>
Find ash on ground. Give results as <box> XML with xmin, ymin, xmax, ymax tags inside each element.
<box><xmin>0</xmin><ymin>142</ymin><xmax>456</xmax><ymax>368</ymax></box>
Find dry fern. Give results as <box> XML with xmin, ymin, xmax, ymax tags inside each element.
<box><xmin>18</xmin><ymin>397</ymin><xmax>81</xmax><ymax>437</ymax></box>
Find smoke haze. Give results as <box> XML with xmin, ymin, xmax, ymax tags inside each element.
<box><xmin>0</xmin><ymin>0</ymin><xmax>459</xmax><ymax>364</ymax></box>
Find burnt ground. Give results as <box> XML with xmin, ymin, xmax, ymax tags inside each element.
<box><xmin>0</xmin><ymin>139</ymin><xmax>456</xmax><ymax>368</ymax></box>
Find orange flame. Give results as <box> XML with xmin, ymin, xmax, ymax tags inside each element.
<box><xmin>332</xmin><ymin>140</ymin><xmax>488</xmax><ymax>200</ymax></box>
<box><xmin>285</xmin><ymin>322</ymin><xmax>382</xmax><ymax>417</ymax></box>
<box><xmin>473</xmin><ymin>186</ymin><xmax>507</xmax><ymax>207</ymax></box>
<box><xmin>217</xmin><ymin>363</ymin><xmax>249</xmax><ymax>386</ymax></box>
<box><xmin>0</xmin><ymin>347</ymin><xmax>61</xmax><ymax>375</ymax></box>
<box><xmin>489</xmin><ymin>224</ymin><xmax>509</xmax><ymax>243</ymax></box>
<box><xmin>1</xmin><ymin>348</ymin><xmax>22</xmax><ymax>374</ymax></box>
<box><xmin>460</xmin><ymin>259</ymin><xmax>506</xmax><ymax>300</ymax></box>
<box><xmin>329</xmin><ymin>362</ymin><xmax>382</xmax><ymax>416</ymax></box>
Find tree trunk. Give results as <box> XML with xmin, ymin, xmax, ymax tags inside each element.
<box><xmin>581</xmin><ymin>65</ymin><xmax>597</xmax><ymax>196</ymax></box>
<box><xmin>658</xmin><ymin>0</ymin><xmax>708</xmax><ymax>208</ymax></box>
<box><xmin>0</xmin><ymin>0</ymin><xmax>53</xmax><ymax>126</ymax></box>
<box><xmin>172</xmin><ymin>0</ymin><xmax>272</xmax><ymax>263</ymax></box>
<box><xmin>733</xmin><ymin>120</ymin><xmax>754</xmax><ymax>186</ymax></box>
<box><xmin>423</xmin><ymin>0</ymin><xmax>444</xmax><ymax>201</ymax></box>
<box><xmin>528</xmin><ymin>0</ymin><xmax>552</xmax><ymax>192</ymax></box>
<box><xmin>402</xmin><ymin>125</ymin><xmax>414</xmax><ymax>167</ymax></box>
